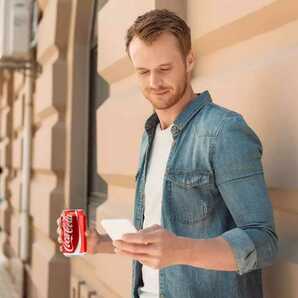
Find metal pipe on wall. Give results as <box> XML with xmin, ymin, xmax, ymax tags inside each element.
<box><xmin>20</xmin><ymin>65</ymin><xmax>33</xmax><ymax>262</ymax></box>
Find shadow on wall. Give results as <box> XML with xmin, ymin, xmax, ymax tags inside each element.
<box><xmin>87</xmin><ymin>45</ymin><xmax>110</xmax><ymax>220</ymax></box>
<box><xmin>97</xmin><ymin>0</ymin><xmax>109</xmax><ymax>11</ymax></box>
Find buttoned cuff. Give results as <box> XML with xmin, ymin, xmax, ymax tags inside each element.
<box><xmin>221</xmin><ymin>227</ymin><xmax>257</xmax><ymax>275</ymax></box>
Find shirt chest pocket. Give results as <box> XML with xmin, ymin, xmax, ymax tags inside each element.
<box><xmin>165</xmin><ymin>171</ymin><xmax>216</xmax><ymax>225</ymax></box>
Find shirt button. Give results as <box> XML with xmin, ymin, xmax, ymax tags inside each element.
<box><xmin>171</xmin><ymin>125</ymin><xmax>179</xmax><ymax>134</ymax></box>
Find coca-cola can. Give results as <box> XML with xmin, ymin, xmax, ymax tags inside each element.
<box><xmin>60</xmin><ymin>209</ymin><xmax>87</xmax><ymax>256</ymax></box>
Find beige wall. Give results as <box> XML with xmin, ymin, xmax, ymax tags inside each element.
<box><xmin>0</xmin><ymin>0</ymin><xmax>297</xmax><ymax>297</ymax></box>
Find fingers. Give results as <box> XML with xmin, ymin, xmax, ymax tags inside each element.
<box><xmin>113</xmin><ymin>241</ymin><xmax>156</xmax><ymax>256</ymax></box>
<box><xmin>56</xmin><ymin>224</ymin><xmax>61</xmax><ymax>238</ymax></box>
<box><xmin>56</xmin><ymin>216</ymin><xmax>63</xmax><ymax>244</ymax></box>
<box><xmin>121</xmin><ymin>230</ymin><xmax>160</xmax><ymax>244</ymax></box>
<box><xmin>139</xmin><ymin>224</ymin><xmax>161</xmax><ymax>233</ymax></box>
<box><xmin>56</xmin><ymin>213</ymin><xmax>64</xmax><ymax>253</ymax></box>
<box><xmin>56</xmin><ymin>217</ymin><xmax>61</xmax><ymax>232</ymax></box>
<box><xmin>56</xmin><ymin>214</ymin><xmax>63</xmax><ymax>226</ymax></box>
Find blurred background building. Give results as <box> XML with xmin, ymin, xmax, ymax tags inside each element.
<box><xmin>0</xmin><ymin>0</ymin><xmax>297</xmax><ymax>297</ymax></box>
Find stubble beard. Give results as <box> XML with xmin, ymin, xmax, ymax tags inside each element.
<box><xmin>145</xmin><ymin>74</ymin><xmax>188</xmax><ymax>111</ymax></box>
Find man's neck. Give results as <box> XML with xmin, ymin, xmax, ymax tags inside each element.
<box><xmin>155</xmin><ymin>86</ymin><xmax>196</xmax><ymax>130</ymax></box>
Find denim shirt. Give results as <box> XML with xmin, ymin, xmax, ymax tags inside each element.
<box><xmin>131</xmin><ymin>91</ymin><xmax>278</xmax><ymax>298</ymax></box>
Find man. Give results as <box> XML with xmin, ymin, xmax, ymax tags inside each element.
<box><xmin>57</xmin><ymin>9</ymin><xmax>278</xmax><ymax>298</ymax></box>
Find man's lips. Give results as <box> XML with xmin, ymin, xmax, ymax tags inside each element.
<box><xmin>153</xmin><ymin>90</ymin><xmax>169</xmax><ymax>95</ymax></box>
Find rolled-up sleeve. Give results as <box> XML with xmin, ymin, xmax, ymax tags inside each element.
<box><xmin>213</xmin><ymin>115</ymin><xmax>279</xmax><ymax>275</ymax></box>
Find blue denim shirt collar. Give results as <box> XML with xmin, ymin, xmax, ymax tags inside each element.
<box><xmin>144</xmin><ymin>90</ymin><xmax>212</xmax><ymax>138</ymax></box>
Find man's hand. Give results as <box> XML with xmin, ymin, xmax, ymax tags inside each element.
<box><xmin>112</xmin><ymin>224</ymin><xmax>188</xmax><ymax>269</ymax></box>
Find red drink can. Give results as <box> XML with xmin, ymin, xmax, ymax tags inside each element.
<box><xmin>60</xmin><ymin>209</ymin><xmax>87</xmax><ymax>256</ymax></box>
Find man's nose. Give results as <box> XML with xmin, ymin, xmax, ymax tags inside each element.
<box><xmin>149</xmin><ymin>73</ymin><xmax>162</xmax><ymax>89</ymax></box>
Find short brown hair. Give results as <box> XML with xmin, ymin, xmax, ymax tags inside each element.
<box><xmin>125</xmin><ymin>9</ymin><xmax>191</xmax><ymax>59</ymax></box>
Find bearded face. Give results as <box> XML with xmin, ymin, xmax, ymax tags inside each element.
<box><xmin>129</xmin><ymin>32</ymin><xmax>191</xmax><ymax>112</ymax></box>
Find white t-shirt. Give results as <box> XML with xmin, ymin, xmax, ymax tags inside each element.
<box><xmin>138</xmin><ymin>123</ymin><xmax>173</xmax><ymax>297</ymax></box>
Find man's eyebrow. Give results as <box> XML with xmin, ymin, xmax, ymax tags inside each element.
<box><xmin>136</xmin><ymin>63</ymin><xmax>172</xmax><ymax>70</ymax></box>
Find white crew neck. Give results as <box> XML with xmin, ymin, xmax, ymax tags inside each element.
<box><xmin>157</xmin><ymin>123</ymin><xmax>173</xmax><ymax>133</ymax></box>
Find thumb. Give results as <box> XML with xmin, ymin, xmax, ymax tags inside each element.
<box><xmin>139</xmin><ymin>224</ymin><xmax>161</xmax><ymax>233</ymax></box>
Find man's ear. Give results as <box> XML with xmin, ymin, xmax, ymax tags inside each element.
<box><xmin>186</xmin><ymin>49</ymin><xmax>197</xmax><ymax>73</ymax></box>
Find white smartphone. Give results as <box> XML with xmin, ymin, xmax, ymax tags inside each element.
<box><xmin>100</xmin><ymin>219</ymin><xmax>137</xmax><ymax>240</ymax></box>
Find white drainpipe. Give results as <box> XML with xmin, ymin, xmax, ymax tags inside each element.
<box><xmin>19</xmin><ymin>0</ymin><xmax>38</xmax><ymax>263</ymax></box>
<box><xmin>20</xmin><ymin>66</ymin><xmax>33</xmax><ymax>262</ymax></box>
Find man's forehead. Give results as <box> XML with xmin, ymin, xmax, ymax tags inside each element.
<box><xmin>130</xmin><ymin>42</ymin><xmax>181</xmax><ymax>70</ymax></box>
<box><xmin>129</xmin><ymin>33</ymin><xmax>181</xmax><ymax>63</ymax></box>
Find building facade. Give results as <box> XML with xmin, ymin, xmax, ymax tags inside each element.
<box><xmin>0</xmin><ymin>0</ymin><xmax>297</xmax><ymax>297</ymax></box>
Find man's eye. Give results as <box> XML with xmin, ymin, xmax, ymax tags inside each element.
<box><xmin>161</xmin><ymin>68</ymin><xmax>170</xmax><ymax>71</ymax></box>
<box><xmin>139</xmin><ymin>71</ymin><xmax>149</xmax><ymax>75</ymax></box>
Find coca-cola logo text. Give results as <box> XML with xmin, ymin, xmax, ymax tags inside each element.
<box><xmin>63</xmin><ymin>215</ymin><xmax>74</xmax><ymax>252</ymax></box>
